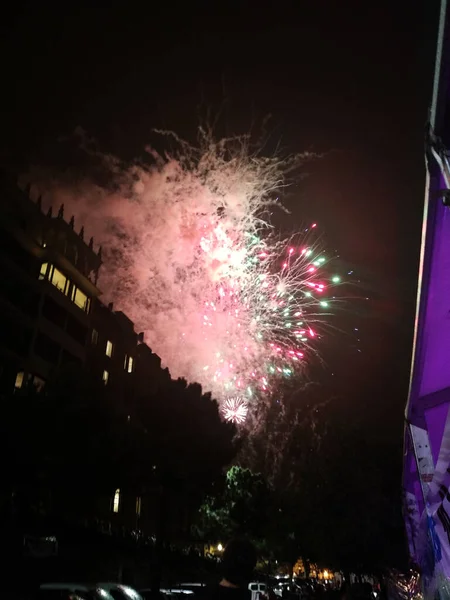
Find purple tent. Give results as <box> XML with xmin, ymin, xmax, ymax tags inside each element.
<box><xmin>403</xmin><ymin>0</ymin><xmax>450</xmax><ymax>591</ymax></box>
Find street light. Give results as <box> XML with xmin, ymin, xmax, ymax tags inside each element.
<box><xmin>217</xmin><ymin>543</ymin><xmax>223</xmax><ymax>552</ymax></box>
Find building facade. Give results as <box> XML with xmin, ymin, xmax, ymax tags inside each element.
<box><xmin>0</xmin><ymin>171</ymin><xmax>165</xmax><ymax>395</ymax></box>
<box><xmin>0</xmin><ymin>173</ymin><xmax>101</xmax><ymax>393</ymax></box>
<box><xmin>0</xmin><ymin>172</ymin><xmax>188</xmax><ymax>540</ymax></box>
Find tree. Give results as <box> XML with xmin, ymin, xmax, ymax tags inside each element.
<box><xmin>193</xmin><ymin>466</ymin><xmax>272</xmax><ymax>546</ymax></box>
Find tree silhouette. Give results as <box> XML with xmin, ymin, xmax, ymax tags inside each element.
<box><xmin>193</xmin><ymin>466</ymin><xmax>272</xmax><ymax>545</ymax></box>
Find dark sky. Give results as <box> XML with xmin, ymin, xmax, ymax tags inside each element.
<box><xmin>0</xmin><ymin>1</ymin><xmax>440</xmax><ymax>437</ymax></box>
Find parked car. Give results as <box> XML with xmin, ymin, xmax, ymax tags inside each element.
<box><xmin>140</xmin><ymin>589</ymin><xmax>194</xmax><ymax>600</ymax></box>
<box><xmin>38</xmin><ymin>583</ymin><xmax>106</xmax><ymax>599</ymax></box>
<box><xmin>39</xmin><ymin>582</ymin><xmax>143</xmax><ymax>600</ymax></box>
<box><xmin>97</xmin><ymin>583</ymin><xmax>143</xmax><ymax>600</ymax></box>
<box><xmin>177</xmin><ymin>584</ymin><xmax>207</xmax><ymax>598</ymax></box>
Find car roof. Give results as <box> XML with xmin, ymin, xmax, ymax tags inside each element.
<box><xmin>40</xmin><ymin>584</ymin><xmax>91</xmax><ymax>590</ymax></box>
<box><xmin>97</xmin><ymin>584</ymin><xmax>143</xmax><ymax>598</ymax></box>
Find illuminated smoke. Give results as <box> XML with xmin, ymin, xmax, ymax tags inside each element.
<box><xmin>29</xmin><ymin>128</ymin><xmax>338</xmax><ymax>422</ymax></box>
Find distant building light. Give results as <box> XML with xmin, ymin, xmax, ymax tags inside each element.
<box><xmin>14</xmin><ymin>371</ymin><xmax>24</xmax><ymax>389</ymax></box>
<box><xmin>102</xmin><ymin>370</ymin><xmax>109</xmax><ymax>385</ymax></box>
<box><xmin>106</xmin><ymin>341</ymin><xmax>113</xmax><ymax>357</ymax></box>
<box><xmin>91</xmin><ymin>329</ymin><xmax>98</xmax><ymax>345</ymax></box>
<box><xmin>113</xmin><ymin>489</ymin><xmax>120</xmax><ymax>513</ymax></box>
<box><xmin>136</xmin><ymin>496</ymin><xmax>142</xmax><ymax>517</ymax></box>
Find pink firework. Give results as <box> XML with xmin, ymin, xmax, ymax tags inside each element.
<box><xmin>222</xmin><ymin>397</ymin><xmax>249</xmax><ymax>424</ymax></box>
<box><xmin>32</xmin><ymin>130</ymin><xmax>339</xmax><ymax>425</ymax></box>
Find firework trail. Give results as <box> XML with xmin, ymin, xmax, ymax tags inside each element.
<box><xmin>31</xmin><ymin>128</ymin><xmax>340</xmax><ymax>422</ymax></box>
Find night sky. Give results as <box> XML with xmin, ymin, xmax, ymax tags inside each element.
<box><xmin>0</xmin><ymin>1</ymin><xmax>440</xmax><ymax>441</ymax></box>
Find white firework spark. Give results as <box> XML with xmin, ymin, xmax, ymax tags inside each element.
<box><xmin>222</xmin><ymin>397</ymin><xmax>249</xmax><ymax>424</ymax></box>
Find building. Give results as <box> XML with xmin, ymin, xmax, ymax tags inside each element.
<box><xmin>0</xmin><ymin>173</ymin><xmax>102</xmax><ymax>393</ymax></box>
<box><xmin>0</xmin><ymin>171</ymin><xmax>166</xmax><ymax>395</ymax></box>
<box><xmin>0</xmin><ymin>172</ymin><xmax>186</xmax><ymax>540</ymax></box>
<box><xmin>88</xmin><ymin>302</ymin><xmax>167</xmax><ymax>402</ymax></box>
<box><xmin>403</xmin><ymin>0</ymin><xmax>450</xmax><ymax>586</ymax></box>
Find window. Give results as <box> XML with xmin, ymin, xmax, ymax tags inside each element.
<box><xmin>72</xmin><ymin>287</ymin><xmax>89</xmax><ymax>312</ymax></box>
<box><xmin>39</xmin><ymin>262</ymin><xmax>49</xmax><ymax>280</ymax></box>
<box><xmin>91</xmin><ymin>329</ymin><xmax>98</xmax><ymax>345</ymax></box>
<box><xmin>106</xmin><ymin>340</ymin><xmax>113</xmax><ymax>357</ymax></box>
<box><xmin>113</xmin><ymin>489</ymin><xmax>120</xmax><ymax>513</ymax></box>
<box><xmin>124</xmin><ymin>355</ymin><xmax>134</xmax><ymax>373</ymax></box>
<box><xmin>102</xmin><ymin>370</ymin><xmax>109</xmax><ymax>385</ymax></box>
<box><xmin>14</xmin><ymin>371</ymin><xmax>24</xmax><ymax>389</ymax></box>
<box><xmin>136</xmin><ymin>496</ymin><xmax>142</xmax><ymax>517</ymax></box>
<box><xmin>38</xmin><ymin>262</ymin><xmax>91</xmax><ymax>313</ymax></box>
<box><xmin>50</xmin><ymin>267</ymin><xmax>68</xmax><ymax>293</ymax></box>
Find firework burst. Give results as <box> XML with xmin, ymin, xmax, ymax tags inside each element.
<box><xmin>32</xmin><ymin>128</ymin><xmax>340</xmax><ymax>424</ymax></box>
<box><xmin>222</xmin><ymin>397</ymin><xmax>249</xmax><ymax>424</ymax></box>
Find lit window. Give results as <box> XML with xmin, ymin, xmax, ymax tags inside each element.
<box><xmin>124</xmin><ymin>355</ymin><xmax>128</xmax><ymax>369</ymax></box>
<box><xmin>136</xmin><ymin>496</ymin><xmax>142</xmax><ymax>517</ymax></box>
<box><xmin>39</xmin><ymin>263</ymin><xmax>90</xmax><ymax>312</ymax></box>
<box><xmin>50</xmin><ymin>267</ymin><xmax>67</xmax><ymax>293</ymax></box>
<box><xmin>113</xmin><ymin>489</ymin><xmax>120</xmax><ymax>513</ymax></box>
<box><xmin>73</xmin><ymin>287</ymin><xmax>89</xmax><ymax>311</ymax></box>
<box><xmin>128</xmin><ymin>356</ymin><xmax>134</xmax><ymax>373</ymax></box>
<box><xmin>102</xmin><ymin>370</ymin><xmax>109</xmax><ymax>385</ymax></box>
<box><xmin>106</xmin><ymin>340</ymin><xmax>113</xmax><ymax>357</ymax></box>
<box><xmin>92</xmin><ymin>329</ymin><xmax>98</xmax><ymax>345</ymax></box>
<box><xmin>39</xmin><ymin>262</ymin><xmax>49</xmax><ymax>280</ymax></box>
<box><xmin>14</xmin><ymin>371</ymin><xmax>24</xmax><ymax>389</ymax></box>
